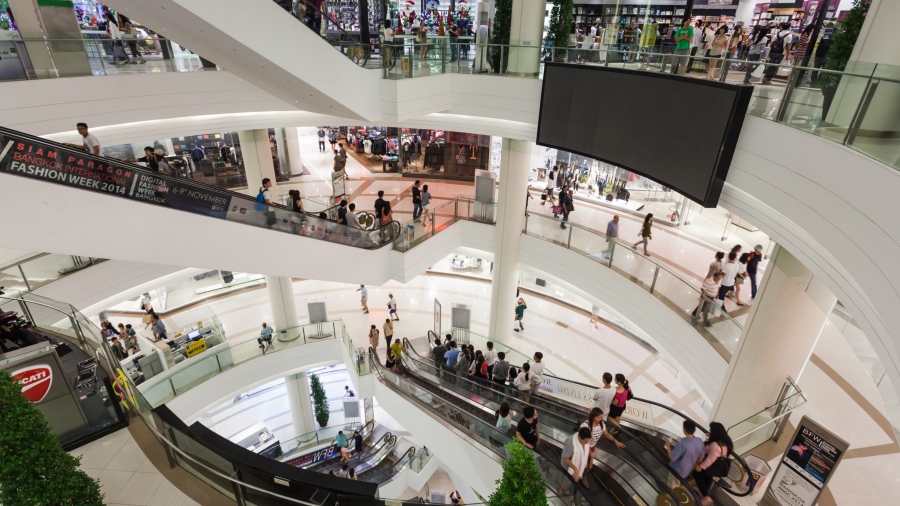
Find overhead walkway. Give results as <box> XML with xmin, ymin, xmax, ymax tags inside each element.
<box><xmin>402</xmin><ymin>335</ymin><xmax>754</xmax><ymax>505</ymax></box>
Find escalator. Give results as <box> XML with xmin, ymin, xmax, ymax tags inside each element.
<box><xmin>308</xmin><ymin>426</ymin><xmax>393</xmax><ymax>473</ymax></box>
<box><xmin>397</xmin><ymin>340</ymin><xmax>696</xmax><ymax>506</ymax></box>
<box><xmin>405</xmin><ymin>335</ymin><xmax>753</xmax><ymax>503</ymax></box>
<box><xmin>370</xmin><ymin>346</ymin><xmax>674</xmax><ymax>506</ymax></box>
<box><xmin>0</xmin><ymin>126</ymin><xmax>400</xmax><ymax>257</ymax></box>
<box><xmin>358</xmin><ymin>439</ymin><xmax>416</xmax><ymax>483</ymax></box>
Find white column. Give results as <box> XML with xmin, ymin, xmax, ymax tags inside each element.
<box><xmin>507</xmin><ymin>0</ymin><xmax>547</xmax><ymax>76</ymax></box>
<box><xmin>733</xmin><ymin>0</ymin><xmax>758</xmax><ymax>25</ymax></box>
<box><xmin>238</xmin><ymin>129</ymin><xmax>279</xmax><ymax>199</ymax></box>
<box><xmin>285</xmin><ymin>127</ymin><xmax>304</xmax><ymax>176</ymax></box>
<box><xmin>488</xmin><ymin>139</ymin><xmax>532</xmax><ymax>344</ymax></box>
<box><xmin>265</xmin><ymin>275</ymin><xmax>301</xmax><ymax>342</ymax></box>
<box><xmin>285</xmin><ymin>372</ymin><xmax>316</xmax><ymax>437</ymax></box>
<box><xmin>710</xmin><ymin>246</ymin><xmax>837</xmax><ymax>429</ymax></box>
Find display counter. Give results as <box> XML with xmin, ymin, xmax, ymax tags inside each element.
<box><xmin>231</xmin><ymin>422</ymin><xmax>282</xmax><ymax>459</ymax></box>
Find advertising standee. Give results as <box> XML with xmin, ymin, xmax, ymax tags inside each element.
<box><xmin>762</xmin><ymin>416</ymin><xmax>849</xmax><ymax>506</ymax></box>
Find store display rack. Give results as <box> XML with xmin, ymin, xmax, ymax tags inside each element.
<box><xmin>573</xmin><ymin>3</ymin><xmax>686</xmax><ymax>27</ymax></box>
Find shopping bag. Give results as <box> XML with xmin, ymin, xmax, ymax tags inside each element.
<box><xmin>552</xmin><ymin>205</ymin><xmax>563</xmax><ymax>214</ymax></box>
<box><xmin>751</xmin><ymin>64</ymin><xmax>765</xmax><ymax>79</ymax></box>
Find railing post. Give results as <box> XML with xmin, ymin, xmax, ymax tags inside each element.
<box><xmin>69</xmin><ymin>316</ymin><xmax>87</xmax><ymax>347</ymax></box>
<box><xmin>454</xmin><ymin>199</ymin><xmax>458</xmax><ymax>222</ymax></box>
<box><xmin>608</xmin><ymin>241</ymin><xmax>615</xmax><ymax>268</ymax></box>
<box><xmin>17</xmin><ymin>263</ymin><xmax>31</xmax><ymax>292</ymax></box>
<box><xmin>169</xmin><ymin>377</ymin><xmax>176</xmax><ymax>396</ymax></box>
<box><xmin>649</xmin><ymin>266</ymin><xmax>660</xmax><ymax>294</ymax></box>
<box><xmin>719</xmin><ymin>53</ymin><xmax>730</xmax><ymax>82</ymax></box>
<box><xmin>567</xmin><ymin>223</ymin><xmax>573</xmax><ymax>248</ymax></box>
<box><xmin>441</xmin><ymin>40</ymin><xmax>446</xmax><ymax>74</ymax></box>
<box><xmin>523</xmin><ymin>213</ymin><xmax>528</xmax><ymax>235</ymax></box>
<box><xmin>216</xmin><ymin>354</ymin><xmax>222</xmax><ymax>372</ymax></box>
<box><xmin>775</xmin><ymin>66</ymin><xmax>801</xmax><ymax>122</ymax></box>
<box><xmin>844</xmin><ymin>78</ymin><xmax>878</xmax><ymax>146</ymax></box>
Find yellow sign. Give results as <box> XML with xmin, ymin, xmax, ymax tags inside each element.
<box><xmin>185</xmin><ymin>339</ymin><xmax>207</xmax><ymax>358</ymax></box>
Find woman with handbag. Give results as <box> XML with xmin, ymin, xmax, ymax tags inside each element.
<box><xmin>692</xmin><ymin>422</ymin><xmax>734</xmax><ymax>506</ymax></box>
<box><xmin>743</xmin><ymin>26</ymin><xmax>770</xmax><ymax>84</ymax></box>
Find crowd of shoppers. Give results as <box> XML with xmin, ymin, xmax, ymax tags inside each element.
<box><xmin>693</xmin><ymin>244</ymin><xmax>764</xmax><ymax>325</ymax></box>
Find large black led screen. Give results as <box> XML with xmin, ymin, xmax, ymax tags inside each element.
<box><xmin>536</xmin><ymin>63</ymin><xmax>753</xmax><ymax>207</ymax></box>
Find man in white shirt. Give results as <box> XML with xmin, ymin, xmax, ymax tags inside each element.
<box><xmin>717</xmin><ymin>252</ymin><xmax>741</xmax><ymax>306</ymax></box>
<box><xmin>64</xmin><ymin>122</ymin><xmax>101</xmax><ymax>155</ymax></box>
<box><xmin>483</xmin><ymin>341</ymin><xmax>498</xmax><ymax>378</ymax></box>
<box><xmin>591</xmin><ymin>372</ymin><xmax>616</xmax><ymax>421</ymax></box>
<box><xmin>529</xmin><ymin>352</ymin><xmax>545</xmax><ymax>394</ymax></box>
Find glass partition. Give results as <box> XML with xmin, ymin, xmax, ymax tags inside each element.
<box><xmin>523</xmin><ymin>211</ymin><xmax>743</xmax><ymax>361</ymax></box>
<box><xmin>0</xmin><ymin>253</ymin><xmax>101</xmax><ymax>293</ymax></box>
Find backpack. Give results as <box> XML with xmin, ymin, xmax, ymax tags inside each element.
<box><xmin>771</xmin><ymin>32</ymin><xmax>789</xmax><ymax>54</ymax></box>
<box><xmin>626</xmin><ymin>388</ymin><xmax>633</xmax><ymax>400</ymax></box>
<box><xmin>255</xmin><ymin>188</ymin><xmax>267</xmax><ymax>212</ymax></box>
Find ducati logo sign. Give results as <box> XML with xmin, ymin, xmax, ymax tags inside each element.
<box><xmin>11</xmin><ymin>365</ymin><xmax>53</xmax><ymax>403</ymax></box>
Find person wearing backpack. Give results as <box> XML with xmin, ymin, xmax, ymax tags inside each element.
<box><xmin>255</xmin><ymin>178</ymin><xmax>277</xmax><ymax>229</ymax></box>
<box><xmin>692</xmin><ymin>422</ymin><xmax>734</xmax><ymax>506</ymax></box>
<box><xmin>763</xmin><ymin>22</ymin><xmax>792</xmax><ymax>85</ymax></box>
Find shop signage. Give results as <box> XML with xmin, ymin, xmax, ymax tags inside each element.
<box><xmin>11</xmin><ymin>364</ymin><xmax>53</xmax><ymax>403</ymax></box>
<box><xmin>185</xmin><ymin>339</ymin><xmax>207</xmax><ymax>358</ymax></box>
<box><xmin>0</xmin><ymin>137</ymin><xmax>234</xmax><ymax>221</ymax></box>
<box><xmin>762</xmin><ymin>416</ymin><xmax>848</xmax><ymax>506</ymax></box>
<box><xmin>283</xmin><ymin>443</ymin><xmax>336</xmax><ymax>467</ymax></box>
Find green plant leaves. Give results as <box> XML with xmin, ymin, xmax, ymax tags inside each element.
<box><xmin>310</xmin><ymin>373</ymin><xmax>330</xmax><ymax>426</ymax></box>
<box><xmin>0</xmin><ymin>371</ymin><xmax>104</xmax><ymax>506</ymax></box>
<box><xmin>487</xmin><ymin>441</ymin><xmax>549</xmax><ymax>506</ymax></box>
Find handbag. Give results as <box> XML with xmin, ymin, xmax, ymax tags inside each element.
<box><xmin>552</xmin><ymin>205</ymin><xmax>563</xmax><ymax>214</ymax></box>
<box><xmin>707</xmin><ymin>456</ymin><xmax>731</xmax><ymax>478</ymax></box>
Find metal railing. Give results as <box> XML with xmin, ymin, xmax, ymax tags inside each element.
<box><xmin>392</xmin><ymin>196</ymin><xmax>496</xmax><ymax>252</ymax></box>
<box><xmin>0</xmin><ymin>253</ymin><xmax>103</xmax><ymax>293</ymax></box>
<box><xmin>728</xmin><ymin>377</ymin><xmax>807</xmax><ymax>456</ymax></box>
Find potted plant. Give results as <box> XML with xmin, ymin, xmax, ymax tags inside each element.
<box><xmin>544</xmin><ymin>0</ymin><xmax>574</xmax><ymax>62</ymax></box>
<box><xmin>488</xmin><ymin>441</ymin><xmax>549</xmax><ymax>506</ymax></box>
<box><xmin>490</xmin><ymin>0</ymin><xmax>512</xmax><ymax>73</ymax></box>
<box><xmin>310</xmin><ymin>373</ymin><xmax>330</xmax><ymax>427</ymax></box>
<box><xmin>0</xmin><ymin>371</ymin><xmax>104</xmax><ymax>506</ymax></box>
<box><xmin>819</xmin><ymin>0</ymin><xmax>870</xmax><ymax>119</ymax></box>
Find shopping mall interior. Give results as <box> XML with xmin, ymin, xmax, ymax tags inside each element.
<box><xmin>1</xmin><ymin>0</ymin><xmax>899</xmax><ymax>506</ymax></box>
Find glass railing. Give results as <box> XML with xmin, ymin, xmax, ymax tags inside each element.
<box><xmin>728</xmin><ymin>377</ymin><xmax>807</xmax><ymax>456</ymax></box>
<box><xmin>523</xmin><ymin>211</ymin><xmax>743</xmax><ymax>361</ymax></box>
<box><xmin>369</xmin><ymin>351</ymin><xmax>588</xmax><ymax>505</ymax></box>
<box><xmin>409</xmin><ymin>446</ymin><xmax>434</xmax><ymax>473</ymax></box>
<box><xmin>138</xmin><ymin>319</ymin><xmax>354</xmax><ymax>407</ymax></box>
<box><xmin>0</xmin><ymin>125</ymin><xmax>400</xmax><ymax>249</ymax></box>
<box><xmin>0</xmin><ymin>253</ymin><xmax>103</xmax><ymax>293</ymax></box>
<box><xmin>3</xmin><ymin>37</ymin><xmax>213</xmax><ymax>80</ymax></box>
<box><xmin>393</xmin><ymin>196</ymin><xmax>496</xmax><ymax>252</ymax></box>
<box><xmin>276</xmin><ymin>421</ymin><xmax>370</xmax><ymax>464</ymax></box>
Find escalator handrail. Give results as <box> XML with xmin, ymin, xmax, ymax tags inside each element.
<box><xmin>367</xmin><ymin>347</ymin><xmax>600</xmax><ymax>503</ymax></box>
<box><xmin>0</xmin><ymin>126</ymin><xmax>401</xmax><ymax>243</ymax></box>
<box><xmin>363</xmin><ymin>445</ymin><xmax>417</xmax><ymax>484</ymax></box>
<box><xmin>396</xmin><ymin>345</ymin><xmax>684</xmax><ymax>506</ymax></box>
<box><xmin>407</xmin><ymin>337</ymin><xmax>754</xmax><ymax>497</ymax></box>
<box><xmin>402</xmin><ymin>337</ymin><xmax>597</xmax><ymax>425</ymax></box>
<box><xmin>312</xmin><ymin>431</ymin><xmax>392</xmax><ymax>472</ymax></box>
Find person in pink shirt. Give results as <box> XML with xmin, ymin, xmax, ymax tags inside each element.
<box><xmin>692</xmin><ymin>422</ymin><xmax>734</xmax><ymax>505</ymax></box>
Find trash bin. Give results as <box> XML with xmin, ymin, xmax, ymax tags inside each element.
<box><xmin>744</xmin><ymin>454</ymin><xmax>772</xmax><ymax>493</ymax></box>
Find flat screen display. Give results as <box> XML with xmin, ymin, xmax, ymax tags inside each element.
<box><xmin>536</xmin><ymin>63</ymin><xmax>753</xmax><ymax>207</ymax></box>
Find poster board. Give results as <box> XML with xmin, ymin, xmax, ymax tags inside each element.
<box><xmin>434</xmin><ymin>298</ymin><xmax>442</xmax><ymax>338</ymax></box>
<box><xmin>761</xmin><ymin>416</ymin><xmax>849</xmax><ymax>506</ymax></box>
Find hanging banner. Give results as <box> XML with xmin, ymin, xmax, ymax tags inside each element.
<box><xmin>762</xmin><ymin>416</ymin><xmax>849</xmax><ymax>506</ymax></box>
<box><xmin>282</xmin><ymin>444</ymin><xmax>337</xmax><ymax>468</ymax></box>
<box><xmin>538</xmin><ymin>375</ymin><xmax>655</xmax><ymax>427</ymax></box>
<box><xmin>0</xmin><ymin>136</ymin><xmax>236</xmax><ymax>221</ymax></box>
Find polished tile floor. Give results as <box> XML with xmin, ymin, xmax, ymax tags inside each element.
<box><xmin>69</xmin><ymin>428</ymin><xmax>200</xmax><ymax>506</ymax></box>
